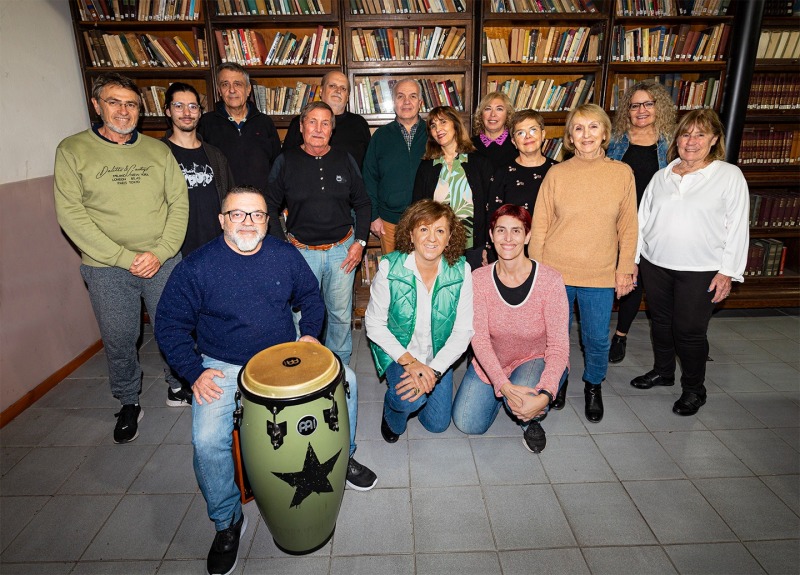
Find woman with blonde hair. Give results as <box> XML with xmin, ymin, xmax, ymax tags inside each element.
<box><xmin>471</xmin><ymin>91</ymin><xmax>517</xmax><ymax>170</ymax></box>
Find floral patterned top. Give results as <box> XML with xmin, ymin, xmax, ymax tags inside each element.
<box><xmin>433</xmin><ymin>153</ymin><xmax>474</xmax><ymax>249</ymax></box>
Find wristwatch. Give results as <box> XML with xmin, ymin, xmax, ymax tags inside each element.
<box><xmin>356</xmin><ymin>239</ymin><xmax>367</xmax><ymax>247</ymax></box>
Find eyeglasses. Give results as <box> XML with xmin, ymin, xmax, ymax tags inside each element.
<box><xmin>629</xmin><ymin>101</ymin><xmax>655</xmax><ymax>111</ymax></box>
<box><xmin>170</xmin><ymin>102</ymin><xmax>201</xmax><ymax>112</ymax></box>
<box><xmin>514</xmin><ymin>127</ymin><xmax>541</xmax><ymax>138</ymax></box>
<box><xmin>98</xmin><ymin>97</ymin><xmax>139</xmax><ymax>111</ymax></box>
<box><xmin>223</xmin><ymin>210</ymin><xmax>267</xmax><ymax>224</ymax></box>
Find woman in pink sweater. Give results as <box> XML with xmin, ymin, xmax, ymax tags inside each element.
<box><xmin>452</xmin><ymin>204</ymin><xmax>569</xmax><ymax>453</ymax></box>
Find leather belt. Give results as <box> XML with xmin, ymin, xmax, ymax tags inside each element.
<box><xmin>288</xmin><ymin>228</ymin><xmax>353</xmax><ymax>251</ymax></box>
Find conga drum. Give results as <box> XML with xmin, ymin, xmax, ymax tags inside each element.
<box><xmin>236</xmin><ymin>341</ymin><xmax>349</xmax><ymax>554</ymax></box>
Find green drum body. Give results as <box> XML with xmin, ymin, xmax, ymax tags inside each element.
<box><xmin>237</xmin><ymin>342</ymin><xmax>349</xmax><ymax>554</ymax></box>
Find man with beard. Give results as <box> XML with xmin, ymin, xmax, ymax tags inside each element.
<box><xmin>155</xmin><ymin>186</ymin><xmax>325</xmax><ymax>575</ymax></box>
<box><xmin>54</xmin><ymin>73</ymin><xmax>188</xmax><ymax>444</ymax></box>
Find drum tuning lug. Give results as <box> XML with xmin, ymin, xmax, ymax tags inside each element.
<box><xmin>343</xmin><ymin>378</ymin><xmax>351</xmax><ymax>398</ymax></box>
<box><xmin>267</xmin><ymin>420</ymin><xmax>287</xmax><ymax>450</ymax></box>
<box><xmin>323</xmin><ymin>398</ymin><xmax>340</xmax><ymax>432</ymax></box>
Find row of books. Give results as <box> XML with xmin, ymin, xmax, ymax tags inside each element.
<box><xmin>251</xmin><ymin>81</ymin><xmax>322</xmax><ymax>115</ymax></box>
<box><xmin>615</xmin><ymin>0</ymin><xmax>731</xmax><ymax>16</ymax></box>
<box><xmin>763</xmin><ymin>0</ymin><xmax>799</xmax><ymax>16</ymax></box>
<box><xmin>747</xmin><ymin>73</ymin><xmax>800</xmax><ymax>111</ymax></box>
<box><xmin>749</xmin><ymin>193</ymin><xmax>800</xmax><ymax>228</ymax></box>
<box><xmin>349</xmin><ymin>0</ymin><xmax>467</xmax><ymax>14</ymax></box>
<box><xmin>139</xmin><ymin>85</ymin><xmax>209</xmax><ymax>116</ymax></box>
<box><xmin>745</xmin><ymin>239</ymin><xmax>789</xmax><ymax>277</ymax></box>
<box><xmin>215</xmin><ymin>27</ymin><xmax>338</xmax><ymax>66</ymax></box>
<box><xmin>756</xmin><ymin>29</ymin><xmax>800</xmax><ymax>60</ymax></box>
<box><xmin>487</xmin><ymin>75</ymin><xmax>595</xmax><ymax>113</ymax></box>
<box><xmin>352</xmin><ymin>77</ymin><xmax>463</xmax><ymax>114</ymax></box>
<box><xmin>608</xmin><ymin>73</ymin><xmax>720</xmax><ymax>111</ymax></box>
<box><xmin>351</xmin><ymin>26</ymin><xmax>466</xmax><ymax>62</ymax></box>
<box><xmin>483</xmin><ymin>26</ymin><xmax>603</xmax><ymax>64</ymax></box>
<box><xmin>489</xmin><ymin>0</ymin><xmax>598</xmax><ymax>13</ymax></box>
<box><xmin>739</xmin><ymin>130</ymin><xmax>800</xmax><ymax>166</ymax></box>
<box><xmin>76</xmin><ymin>0</ymin><xmax>201</xmax><ymax>21</ymax></box>
<box><xmin>611</xmin><ymin>23</ymin><xmax>730</xmax><ymax>62</ymax></box>
<box><xmin>213</xmin><ymin>0</ymin><xmax>326</xmax><ymax>15</ymax></box>
<box><xmin>542</xmin><ymin>137</ymin><xmax>566</xmax><ymax>162</ymax></box>
<box><xmin>83</xmin><ymin>29</ymin><xmax>207</xmax><ymax>67</ymax></box>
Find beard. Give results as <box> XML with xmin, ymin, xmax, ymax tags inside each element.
<box><xmin>174</xmin><ymin>118</ymin><xmax>200</xmax><ymax>132</ymax></box>
<box><xmin>225</xmin><ymin>227</ymin><xmax>265</xmax><ymax>253</ymax></box>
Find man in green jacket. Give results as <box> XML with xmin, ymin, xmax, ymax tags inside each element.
<box><xmin>54</xmin><ymin>73</ymin><xmax>189</xmax><ymax>444</ymax></box>
<box><xmin>363</xmin><ymin>78</ymin><xmax>428</xmax><ymax>253</ymax></box>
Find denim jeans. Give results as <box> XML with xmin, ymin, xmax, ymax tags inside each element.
<box><xmin>296</xmin><ymin>236</ymin><xmax>355</xmax><ymax>366</ymax></box>
<box><xmin>452</xmin><ymin>358</ymin><xmax>552</xmax><ymax>435</ymax></box>
<box><xmin>564</xmin><ymin>286</ymin><xmax>614</xmax><ymax>386</ymax></box>
<box><xmin>383</xmin><ymin>362</ymin><xmax>453</xmax><ymax>435</ymax></box>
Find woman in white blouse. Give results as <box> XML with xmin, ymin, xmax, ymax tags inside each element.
<box><xmin>365</xmin><ymin>200</ymin><xmax>474</xmax><ymax>442</ymax></box>
<box><xmin>631</xmin><ymin>109</ymin><xmax>749</xmax><ymax>416</ymax></box>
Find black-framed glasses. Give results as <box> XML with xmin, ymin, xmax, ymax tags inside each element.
<box><xmin>98</xmin><ymin>96</ymin><xmax>139</xmax><ymax>111</ymax></box>
<box><xmin>223</xmin><ymin>210</ymin><xmax>267</xmax><ymax>224</ymax></box>
<box><xmin>629</xmin><ymin>101</ymin><xmax>656</xmax><ymax>111</ymax></box>
<box><xmin>170</xmin><ymin>102</ymin><xmax>201</xmax><ymax>112</ymax></box>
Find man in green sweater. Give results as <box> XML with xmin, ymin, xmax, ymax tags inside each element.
<box><xmin>54</xmin><ymin>73</ymin><xmax>189</xmax><ymax>444</ymax></box>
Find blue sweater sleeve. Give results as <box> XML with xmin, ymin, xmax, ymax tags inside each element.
<box><xmin>290</xmin><ymin>250</ymin><xmax>326</xmax><ymax>339</ymax></box>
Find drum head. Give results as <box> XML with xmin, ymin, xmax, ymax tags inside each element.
<box><xmin>240</xmin><ymin>342</ymin><xmax>340</xmax><ymax>400</ymax></box>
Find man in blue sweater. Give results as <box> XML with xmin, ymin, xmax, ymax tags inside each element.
<box><xmin>155</xmin><ymin>186</ymin><xmax>376</xmax><ymax>575</ymax></box>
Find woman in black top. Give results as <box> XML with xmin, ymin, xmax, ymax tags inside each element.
<box><xmin>470</xmin><ymin>91</ymin><xmax>517</xmax><ymax>170</ymax></box>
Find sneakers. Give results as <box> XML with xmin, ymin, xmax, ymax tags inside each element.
<box><xmin>345</xmin><ymin>457</ymin><xmax>377</xmax><ymax>491</ymax></box>
<box><xmin>523</xmin><ymin>420</ymin><xmax>546</xmax><ymax>453</ymax></box>
<box><xmin>166</xmin><ymin>385</ymin><xmax>193</xmax><ymax>407</ymax></box>
<box><xmin>207</xmin><ymin>513</ymin><xmax>247</xmax><ymax>575</ymax></box>
<box><xmin>113</xmin><ymin>404</ymin><xmax>143</xmax><ymax>444</ymax></box>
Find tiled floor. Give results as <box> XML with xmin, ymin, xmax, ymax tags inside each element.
<box><xmin>1</xmin><ymin>310</ymin><xmax>799</xmax><ymax>574</ymax></box>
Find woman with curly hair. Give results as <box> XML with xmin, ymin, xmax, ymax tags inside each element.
<box><xmin>471</xmin><ymin>91</ymin><xmax>518</xmax><ymax>170</ymax></box>
<box><xmin>366</xmin><ymin>200</ymin><xmax>474</xmax><ymax>442</ymax></box>
<box><xmin>413</xmin><ymin>106</ymin><xmax>494</xmax><ymax>270</ymax></box>
<box><xmin>606</xmin><ymin>80</ymin><xmax>677</xmax><ymax>363</ymax></box>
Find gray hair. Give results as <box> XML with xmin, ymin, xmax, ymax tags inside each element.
<box><xmin>91</xmin><ymin>72</ymin><xmax>141</xmax><ymax>103</ymax></box>
<box><xmin>299</xmin><ymin>101</ymin><xmax>336</xmax><ymax>130</ymax></box>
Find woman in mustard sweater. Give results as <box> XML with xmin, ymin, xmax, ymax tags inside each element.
<box><xmin>530</xmin><ymin>104</ymin><xmax>638</xmax><ymax>423</ymax></box>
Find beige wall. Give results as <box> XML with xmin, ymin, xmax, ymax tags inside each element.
<box><xmin>0</xmin><ymin>0</ymin><xmax>100</xmax><ymax>413</ymax></box>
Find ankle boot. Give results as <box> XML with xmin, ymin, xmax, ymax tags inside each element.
<box><xmin>552</xmin><ymin>378</ymin><xmax>568</xmax><ymax>410</ymax></box>
<box><xmin>584</xmin><ymin>382</ymin><xmax>604</xmax><ymax>423</ymax></box>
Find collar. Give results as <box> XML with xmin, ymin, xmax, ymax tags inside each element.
<box><xmin>433</xmin><ymin>153</ymin><xmax>468</xmax><ymax>166</ymax></box>
<box><xmin>665</xmin><ymin>158</ymin><xmax>717</xmax><ymax>180</ymax></box>
<box><xmin>92</xmin><ymin>123</ymin><xmax>138</xmax><ymax>145</ymax></box>
<box><xmin>479</xmin><ymin>129</ymin><xmax>509</xmax><ymax>147</ymax></box>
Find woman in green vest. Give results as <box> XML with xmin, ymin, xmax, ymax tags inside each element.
<box><xmin>365</xmin><ymin>200</ymin><xmax>474</xmax><ymax>442</ymax></box>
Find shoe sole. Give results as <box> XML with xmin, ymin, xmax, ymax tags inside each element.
<box><xmin>113</xmin><ymin>408</ymin><xmax>144</xmax><ymax>444</ymax></box>
<box><xmin>210</xmin><ymin>514</ymin><xmax>248</xmax><ymax>575</ymax></box>
<box><xmin>521</xmin><ymin>436</ymin><xmax>545</xmax><ymax>454</ymax></box>
<box><xmin>630</xmin><ymin>381</ymin><xmax>675</xmax><ymax>389</ymax></box>
<box><xmin>608</xmin><ymin>356</ymin><xmax>625</xmax><ymax>364</ymax></box>
<box><xmin>346</xmin><ymin>477</ymin><xmax>377</xmax><ymax>491</ymax></box>
<box><xmin>165</xmin><ymin>398</ymin><xmax>191</xmax><ymax>407</ymax></box>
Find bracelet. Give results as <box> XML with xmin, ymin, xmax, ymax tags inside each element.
<box><xmin>432</xmin><ymin>369</ymin><xmax>442</xmax><ymax>382</ymax></box>
<box><xmin>538</xmin><ymin>389</ymin><xmax>554</xmax><ymax>407</ymax></box>
<box><xmin>398</xmin><ymin>358</ymin><xmax>417</xmax><ymax>367</ymax></box>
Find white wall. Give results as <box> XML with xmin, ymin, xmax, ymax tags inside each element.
<box><xmin>0</xmin><ymin>0</ymin><xmax>88</xmax><ymax>185</ymax></box>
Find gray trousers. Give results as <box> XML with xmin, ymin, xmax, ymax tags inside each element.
<box><xmin>80</xmin><ymin>255</ymin><xmax>180</xmax><ymax>405</ymax></box>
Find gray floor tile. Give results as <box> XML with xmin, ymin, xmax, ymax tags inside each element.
<box><xmin>157</xmin><ymin>559</ymin><xmax>223</xmax><ymax>575</ymax></box>
<box><xmin>582</xmin><ymin>545</ymin><xmax>678</xmax><ymax>575</ymax></box>
<box><xmin>1</xmin><ymin>494</ymin><xmax>120</xmax><ymax>562</ymax></box>
<box><xmin>715</xmin><ymin>428</ymin><xmax>800</xmax><ymax>475</ymax></box>
<box><xmin>653</xmin><ymin>431</ymin><xmax>754</xmax><ymax>479</ymax></box>
<box><xmin>353</xmin><ymin>438</ymin><xmax>409</xmax><ymax>488</ymax></box>
<box><xmin>409</xmin><ymin>438</ymin><xmax>478</xmax><ymax>487</ymax></box>
<box><xmin>35</xmin><ymin>377</ymin><xmax>119</xmax><ymax>409</ymax></box>
<box><xmin>594</xmin><ymin>433</ymin><xmax>685</xmax><ymax>481</ymax></box>
<box><xmin>162</xmin><ymin>409</ymin><xmax>192</xmax><ymax>445</ymax></box>
<box><xmin>542</xmin><ymin>403</ymin><xmax>589</xmax><ymax>436</ymax></box>
<box><xmin>139</xmin><ymin>352</ymin><xmax>172</xmax><ymax>379</ymax></box>
<box><xmin>729</xmin><ymin>392</ymin><xmax>800</xmax><ymax>428</ymax></box>
<box><xmin>0</xmin><ymin>446</ymin><xmax>89</xmax><ymax>495</ymax></box>
<box><xmin>0</xmin><ymin>408</ymin><xmax>72</xmax><ymax>447</ymax></box>
<box><xmin>623</xmin><ymin>394</ymin><xmax>709</xmax><ymax>432</ymax></box>
<box><xmin>134</xmin><ymin>407</ymin><xmax>184</xmax><ymax>445</ymax></box>
<box><xmin>711</xmin><ymin>339</ymin><xmax>779</xmax><ymax>363</ymax></box>
<box><xmin>760</xmin><ymin>317</ymin><xmax>800</xmax><ymax>341</ymax></box>
<box><xmin>66</xmin><ymin>351</ymin><xmax>109</xmax><ymax>379</ymax></box>
<box><xmin>412</xmin><ymin>486</ymin><xmax>493</xmax><ymax>553</ymax></box>
<box><xmin>745</xmin><ymin>540</ymin><xmax>800</xmax><ymax>575</ymax></box>
<box><xmin>247</xmin><ymin>504</ymin><xmax>328</xmax><ymax>559</ymax></box>
<box><xmin>484</xmin><ymin>484</ymin><xmax>575</xmax><ymax>550</ymax></box>
<box><xmin>707</xmin><ymin>321</ymin><xmax>748</xmax><ymax>341</ymax></box>
<box><xmin>753</xmin><ymin>339</ymin><xmax>800</xmax><ymax>363</ymax></box>
<box><xmin>407</xmin><ymin>414</ymin><xmax>463</xmax><ymax>439</ymax></box>
<box><xmin>82</xmin><ymin>493</ymin><xmax>193</xmax><ymax>560</ymax></box>
<box><xmin>623</xmin><ymin>480</ymin><xmax>735</xmax><ymax>544</ymax></box>
<box><xmin>664</xmin><ymin>542</ymin><xmax>766</xmax><ymax>574</ymax></box>
<box><xmin>415</xmin><ymin>551</ymin><xmax>501</xmax><ymax>575</ymax></box>
<box><xmin>760</xmin><ymin>474</ymin><xmax>800</xmax><ymax>515</ymax></box>
<box><xmin>727</xmin><ymin>320</ymin><xmax>785</xmax><ymax>340</ymax></box>
<box><xmin>70</xmin><ymin>561</ymin><xmax>159</xmax><ymax>574</ymax></box>
<box><xmin>354</xmin><ymin>370</ymin><xmax>385</xmax><ymax>403</ymax></box>
<box><xmin>330</xmin><ymin>554</ymin><xmax>414</xmax><ymax>575</ymax></box>
<box><xmin>332</xmin><ymin>488</ymin><xmax>412</xmax><ymax>555</ymax></box>
<box><xmin>538</xmin><ymin>435</ymin><xmax>616</xmax><ymax>484</ymax></box>
<box><xmin>469</xmin><ymin>437</ymin><xmax>549</xmax><ymax>485</ymax></box>
<box><xmin>164</xmin><ymin>494</ymin><xmax>215</xmax><ymax>560</ymax></box>
<box><xmin>0</xmin><ymin>446</ymin><xmax>31</xmax><ymax>476</ymax></box>
<box><xmin>554</xmin><ymin>482</ymin><xmax>655</xmax><ymax>546</ymax></box>
<box><xmin>694</xmin><ymin>394</ymin><xmax>767</xmax><ymax>430</ymax></box>
<box><xmin>772</xmin><ymin>427</ymin><xmax>800</xmax><ymax>451</ymax></box>
<box><xmin>581</xmin><ymin>396</ymin><xmax>649</xmax><ymax>434</ymax></box>
<box><xmin>58</xmin><ymin>444</ymin><xmax>156</xmax><ymax>495</ymax></box>
<box><xmin>0</xmin><ymin>496</ymin><xmax>49</xmax><ymax>552</ymax></box>
<box><xmin>356</xmin><ymin>401</ymin><xmax>406</xmax><ymax>442</ymax></box>
<box><xmin>243</xmin><ymin>557</ymin><xmax>329</xmax><ymax>574</ymax></box>
<box><xmin>743</xmin><ymin>362</ymin><xmax>800</xmax><ymax>392</ymax></box>
<box><xmin>705</xmin><ymin>362</ymin><xmax>775</xmax><ymax>393</ymax></box>
<box><xmin>37</xmin><ymin>408</ymin><xmax>118</xmax><ymax>446</ymax></box>
<box><xmin>129</xmin><ymin>443</ymin><xmax>196</xmax><ymax>494</ymax></box>
<box><xmin>0</xmin><ymin>563</ymin><xmax>74</xmax><ymax>574</ymax></box>
<box><xmin>499</xmin><ymin>548</ymin><xmax>589</xmax><ymax>574</ymax></box>
<box><xmin>606</xmin><ymin>366</ymin><xmax>679</xmax><ymax>397</ymax></box>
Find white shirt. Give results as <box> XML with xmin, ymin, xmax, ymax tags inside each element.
<box><xmin>365</xmin><ymin>253</ymin><xmax>474</xmax><ymax>373</ymax></box>
<box><xmin>636</xmin><ymin>159</ymin><xmax>749</xmax><ymax>282</ymax></box>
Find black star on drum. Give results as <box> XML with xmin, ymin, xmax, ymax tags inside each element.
<box><xmin>272</xmin><ymin>443</ymin><xmax>341</xmax><ymax>508</ymax></box>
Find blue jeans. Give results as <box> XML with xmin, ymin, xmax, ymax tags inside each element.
<box><xmin>296</xmin><ymin>236</ymin><xmax>355</xmax><ymax>366</ymax></box>
<box><xmin>452</xmin><ymin>358</ymin><xmax>552</xmax><ymax>435</ymax></box>
<box><xmin>563</xmin><ymin>286</ymin><xmax>614</xmax><ymax>386</ymax></box>
<box><xmin>193</xmin><ymin>356</ymin><xmax>359</xmax><ymax>530</ymax></box>
<box><xmin>382</xmin><ymin>362</ymin><xmax>453</xmax><ymax>435</ymax></box>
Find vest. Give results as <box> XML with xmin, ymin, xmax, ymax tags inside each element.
<box><xmin>369</xmin><ymin>251</ymin><xmax>466</xmax><ymax>377</ymax></box>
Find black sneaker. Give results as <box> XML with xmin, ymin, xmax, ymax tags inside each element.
<box><xmin>522</xmin><ymin>420</ymin><xmax>546</xmax><ymax>453</ymax></box>
<box><xmin>346</xmin><ymin>457</ymin><xmax>377</xmax><ymax>491</ymax></box>
<box><xmin>166</xmin><ymin>385</ymin><xmax>193</xmax><ymax>407</ymax></box>
<box><xmin>207</xmin><ymin>513</ymin><xmax>247</xmax><ymax>575</ymax></box>
<box><xmin>113</xmin><ymin>404</ymin><xmax>142</xmax><ymax>444</ymax></box>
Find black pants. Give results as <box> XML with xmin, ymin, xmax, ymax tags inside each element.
<box><xmin>639</xmin><ymin>258</ymin><xmax>717</xmax><ymax>395</ymax></box>
<box><xmin>615</xmin><ymin>280</ymin><xmax>644</xmax><ymax>334</ymax></box>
